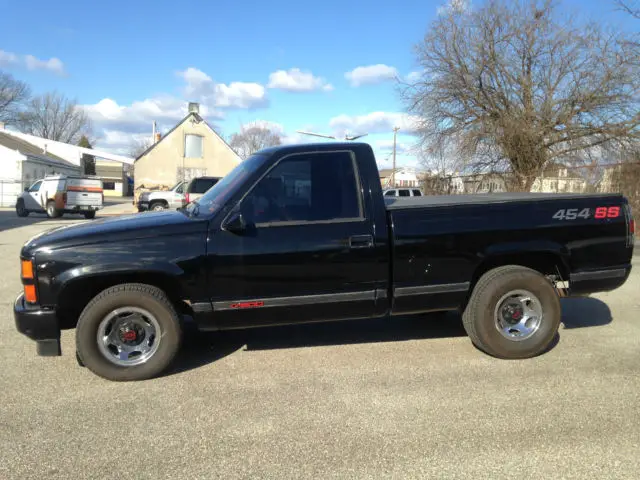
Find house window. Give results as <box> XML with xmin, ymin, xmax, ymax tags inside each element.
<box><xmin>184</xmin><ymin>134</ymin><xmax>203</xmax><ymax>158</ymax></box>
<box><xmin>103</xmin><ymin>182</ymin><xmax>116</xmax><ymax>190</ymax></box>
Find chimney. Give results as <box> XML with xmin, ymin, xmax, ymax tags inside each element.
<box><xmin>155</xmin><ymin>133</ymin><xmax>161</xmax><ymax>143</ymax></box>
<box><xmin>188</xmin><ymin>102</ymin><xmax>200</xmax><ymax>114</ymax></box>
<box><xmin>43</xmin><ymin>143</ymin><xmax>48</xmax><ymax>154</ymax></box>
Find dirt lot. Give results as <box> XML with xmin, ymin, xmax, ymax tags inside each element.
<box><xmin>1</xmin><ymin>213</ymin><xmax>639</xmax><ymax>479</ymax></box>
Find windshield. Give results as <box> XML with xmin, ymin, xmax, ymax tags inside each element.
<box><xmin>184</xmin><ymin>154</ymin><xmax>267</xmax><ymax>217</ymax></box>
<box><xmin>170</xmin><ymin>181</ymin><xmax>183</xmax><ymax>191</ymax></box>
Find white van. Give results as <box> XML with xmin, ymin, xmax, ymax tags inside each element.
<box><xmin>16</xmin><ymin>175</ymin><xmax>104</xmax><ymax>219</ymax></box>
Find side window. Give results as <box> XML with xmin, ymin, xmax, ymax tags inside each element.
<box><xmin>194</xmin><ymin>179</ymin><xmax>216</xmax><ymax>194</ymax></box>
<box><xmin>412</xmin><ymin>189</ymin><xmax>422</xmax><ymax>196</ymax></box>
<box><xmin>398</xmin><ymin>189</ymin><xmax>410</xmax><ymax>197</ymax></box>
<box><xmin>242</xmin><ymin>151</ymin><xmax>361</xmax><ymax>224</ymax></box>
<box><xmin>29</xmin><ymin>181</ymin><xmax>42</xmax><ymax>192</ymax></box>
<box><xmin>175</xmin><ymin>184</ymin><xmax>184</xmax><ymax>194</ymax></box>
<box><xmin>384</xmin><ymin>190</ymin><xmax>395</xmax><ymax>197</ymax></box>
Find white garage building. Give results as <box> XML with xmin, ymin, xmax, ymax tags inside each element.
<box><xmin>0</xmin><ymin>131</ymin><xmax>81</xmax><ymax>207</ymax></box>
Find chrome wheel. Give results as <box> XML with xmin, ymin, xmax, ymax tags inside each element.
<box><xmin>96</xmin><ymin>307</ymin><xmax>161</xmax><ymax>366</ymax></box>
<box><xmin>494</xmin><ymin>290</ymin><xmax>543</xmax><ymax>341</ymax></box>
<box><xmin>151</xmin><ymin>203</ymin><xmax>166</xmax><ymax>211</ymax></box>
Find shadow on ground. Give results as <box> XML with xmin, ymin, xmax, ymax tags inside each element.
<box><xmin>0</xmin><ymin>210</ymin><xmax>85</xmax><ymax>232</ymax></box>
<box><xmin>169</xmin><ymin>311</ymin><xmax>465</xmax><ymax>376</ymax></box>
<box><xmin>169</xmin><ymin>296</ymin><xmax>614</xmax><ymax>376</ymax></box>
<box><xmin>560</xmin><ymin>296</ymin><xmax>612</xmax><ymax>328</ymax></box>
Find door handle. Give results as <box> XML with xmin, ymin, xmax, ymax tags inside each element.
<box><xmin>349</xmin><ymin>235</ymin><xmax>374</xmax><ymax>249</ymax></box>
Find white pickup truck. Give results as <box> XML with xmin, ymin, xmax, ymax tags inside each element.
<box><xmin>16</xmin><ymin>175</ymin><xmax>103</xmax><ymax>219</ymax></box>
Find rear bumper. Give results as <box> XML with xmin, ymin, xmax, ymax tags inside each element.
<box><xmin>65</xmin><ymin>205</ymin><xmax>102</xmax><ymax>212</ymax></box>
<box><xmin>570</xmin><ymin>265</ymin><xmax>632</xmax><ymax>296</ymax></box>
<box><xmin>14</xmin><ymin>293</ymin><xmax>61</xmax><ymax>356</ymax></box>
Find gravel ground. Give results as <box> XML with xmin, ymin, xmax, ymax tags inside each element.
<box><xmin>1</xmin><ymin>214</ymin><xmax>639</xmax><ymax>479</ymax></box>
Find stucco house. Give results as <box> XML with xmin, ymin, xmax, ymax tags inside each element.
<box><xmin>134</xmin><ymin>103</ymin><xmax>241</xmax><ymax>195</ymax></box>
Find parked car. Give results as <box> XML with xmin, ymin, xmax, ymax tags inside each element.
<box><xmin>183</xmin><ymin>176</ymin><xmax>222</xmax><ymax>206</ymax></box>
<box><xmin>13</xmin><ymin>142</ymin><xmax>635</xmax><ymax>381</ymax></box>
<box><xmin>137</xmin><ymin>181</ymin><xmax>185</xmax><ymax>212</ymax></box>
<box><xmin>16</xmin><ymin>175</ymin><xmax>103</xmax><ymax>219</ymax></box>
<box><xmin>384</xmin><ymin>188</ymin><xmax>423</xmax><ymax>197</ymax></box>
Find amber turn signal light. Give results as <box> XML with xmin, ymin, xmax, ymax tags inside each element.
<box><xmin>21</xmin><ymin>259</ymin><xmax>34</xmax><ymax>279</ymax></box>
<box><xmin>24</xmin><ymin>284</ymin><xmax>37</xmax><ymax>303</ymax></box>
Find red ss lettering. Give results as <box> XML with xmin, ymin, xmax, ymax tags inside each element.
<box><xmin>595</xmin><ymin>206</ymin><xmax>620</xmax><ymax>219</ymax></box>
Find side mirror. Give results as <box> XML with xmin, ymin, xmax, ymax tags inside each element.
<box><xmin>222</xmin><ymin>210</ymin><xmax>247</xmax><ymax>234</ymax></box>
<box><xmin>24</xmin><ymin>187</ymin><xmax>29</xmax><ymax>192</ymax></box>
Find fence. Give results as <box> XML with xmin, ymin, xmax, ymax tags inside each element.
<box><xmin>0</xmin><ymin>180</ymin><xmax>27</xmax><ymax>208</ymax></box>
<box><xmin>420</xmin><ymin>161</ymin><xmax>640</xmax><ymax>215</ymax></box>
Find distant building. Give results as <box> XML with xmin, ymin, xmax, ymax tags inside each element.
<box><xmin>134</xmin><ymin>103</ymin><xmax>240</xmax><ymax>194</ymax></box>
<box><xmin>0</xmin><ymin>130</ymin><xmax>81</xmax><ymax>206</ymax></box>
<box><xmin>379</xmin><ymin>167</ymin><xmax>421</xmax><ymax>188</ymax></box>
<box><xmin>531</xmin><ymin>167</ymin><xmax>586</xmax><ymax>193</ymax></box>
<box><xmin>0</xmin><ymin>127</ymin><xmax>134</xmax><ymax>197</ymax></box>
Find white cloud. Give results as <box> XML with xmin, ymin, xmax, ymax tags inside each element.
<box><xmin>405</xmin><ymin>71</ymin><xmax>424</xmax><ymax>83</ymax></box>
<box><xmin>0</xmin><ymin>50</ymin><xmax>65</xmax><ymax>75</ymax></box>
<box><xmin>85</xmin><ymin>67</ymin><xmax>270</xmax><ymax>152</ymax></box>
<box><xmin>329</xmin><ymin>111</ymin><xmax>422</xmax><ymax>137</ymax></box>
<box><xmin>177</xmin><ymin>67</ymin><xmax>267</xmax><ymax>109</ymax></box>
<box><xmin>0</xmin><ymin>50</ymin><xmax>19</xmax><ymax>67</ymax></box>
<box><xmin>344</xmin><ymin>64</ymin><xmax>398</xmax><ymax>87</ymax></box>
<box><xmin>267</xmin><ymin>68</ymin><xmax>333</xmax><ymax>92</ymax></box>
<box><xmin>24</xmin><ymin>55</ymin><xmax>65</xmax><ymax>75</ymax></box>
<box><xmin>437</xmin><ymin>0</ymin><xmax>470</xmax><ymax>16</ymax></box>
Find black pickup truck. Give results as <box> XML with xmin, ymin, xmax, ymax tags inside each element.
<box><xmin>14</xmin><ymin>142</ymin><xmax>635</xmax><ymax>381</ymax></box>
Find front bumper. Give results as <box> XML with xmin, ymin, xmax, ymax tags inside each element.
<box><xmin>137</xmin><ymin>201</ymin><xmax>149</xmax><ymax>212</ymax></box>
<box><xmin>14</xmin><ymin>293</ymin><xmax>61</xmax><ymax>356</ymax></box>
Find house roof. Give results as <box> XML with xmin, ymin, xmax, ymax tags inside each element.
<box><xmin>135</xmin><ymin>112</ymin><xmax>240</xmax><ymax>162</ymax></box>
<box><xmin>0</xmin><ymin>131</ymin><xmax>79</xmax><ymax>169</ymax></box>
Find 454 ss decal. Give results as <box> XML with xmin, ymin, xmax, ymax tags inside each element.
<box><xmin>552</xmin><ymin>206</ymin><xmax>620</xmax><ymax>221</ymax></box>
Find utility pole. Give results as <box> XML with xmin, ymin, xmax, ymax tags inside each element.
<box><xmin>391</xmin><ymin>126</ymin><xmax>400</xmax><ymax>187</ymax></box>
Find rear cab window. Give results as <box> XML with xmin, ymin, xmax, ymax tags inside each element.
<box><xmin>412</xmin><ymin>189</ymin><xmax>422</xmax><ymax>196</ymax></box>
<box><xmin>398</xmin><ymin>189</ymin><xmax>410</xmax><ymax>197</ymax></box>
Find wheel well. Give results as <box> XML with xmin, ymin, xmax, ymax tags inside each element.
<box><xmin>56</xmin><ymin>272</ymin><xmax>191</xmax><ymax>329</ymax></box>
<box><xmin>149</xmin><ymin>199</ymin><xmax>168</xmax><ymax>206</ymax></box>
<box><xmin>470</xmin><ymin>252</ymin><xmax>569</xmax><ymax>292</ymax></box>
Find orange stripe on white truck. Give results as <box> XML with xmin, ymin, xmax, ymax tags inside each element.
<box><xmin>67</xmin><ymin>186</ymin><xmax>103</xmax><ymax>193</ymax></box>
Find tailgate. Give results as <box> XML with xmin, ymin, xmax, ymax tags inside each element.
<box><xmin>66</xmin><ymin>178</ymin><xmax>103</xmax><ymax>207</ymax></box>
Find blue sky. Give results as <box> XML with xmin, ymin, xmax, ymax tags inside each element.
<box><xmin>0</xmin><ymin>0</ymin><xmax>636</xmax><ymax>168</ymax></box>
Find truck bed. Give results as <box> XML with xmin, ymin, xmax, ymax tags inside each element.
<box><xmin>384</xmin><ymin>192</ymin><xmax>624</xmax><ymax>210</ymax></box>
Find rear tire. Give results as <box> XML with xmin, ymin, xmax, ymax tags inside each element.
<box><xmin>16</xmin><ymin>199</ymin><xmax>29</xmax><ymax>217</ymax></box>
<box><xmin>84</xmin><ymin>211</ymin><xmax>96</xmax><ymax>219</ymax></box>
<box><xmin>75</xmin><ymin>283</ymin><xmax>182</xmax><ymax>381</ymax></box>
<box><xmin>46</xmin><ymin>201</ymin><xmax>60</xmax><ymax>218</ymax></box>
<box><xmin>462</xmin><ymin>265</ymin><xmax>561</xmax><ymax>359</ymax></box>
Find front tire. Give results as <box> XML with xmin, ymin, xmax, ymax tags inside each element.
<box><xmin>462</xmin><ymin>265</ymin><xmax>561</xmax><ymax>359</ymax></box>
<box><xmin>75</xmin><ymin>283</ymin><xmax>182</xmax><ymax>381</ymax></box>
<box><xmin>16</xmin><ymin>199</ymin><xmax>29</xmax><ymax>217</ymax></box>
<box><xmin>150</xmin><ymin>201</ymin><xmax>167</xmax><ymax>211</ymax></box>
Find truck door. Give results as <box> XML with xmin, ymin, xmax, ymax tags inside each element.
<box><xmin>24</xmin><ymin>180</ymin><xmax>44</xmax><ymax>211</ymax></box>
<box><xmin>208</xmin><ymin>149</ymin><xmax>387</xmax><ymax>329</ymax></box>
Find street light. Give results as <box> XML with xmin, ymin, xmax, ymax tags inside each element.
<box><xmin>296</xmin><ymin>130</ymin><xmax>369</xmax><ymax>141</ymax></box>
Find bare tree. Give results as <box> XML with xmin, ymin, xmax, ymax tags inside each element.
<box><xmin>18</xmin><ymin>91</ymin><xmax>92</xmax><ymax>144</ymax></box>
<box><xmin>128</xmin><ymin>136</ymin><xmax>153</xmax><ymax>159</ymax></box>
<box><xmin>615</xmin><ymin>0</ymin><xmax>640</xmax><ymax>18</ymax></box>
<box><xmin>0</xmin><ymin>70</ymin><xmax>30</xmax><ymax>125</ymax></box>
<box><xmin>229</xmin><ymin>124</ymin><xmax>282</xmax><ymax>160</ymax></box>
<box><xmin>403</xmin><ymin>0</ymin><xmax>640</xmax><ymax>191</ymax></box>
